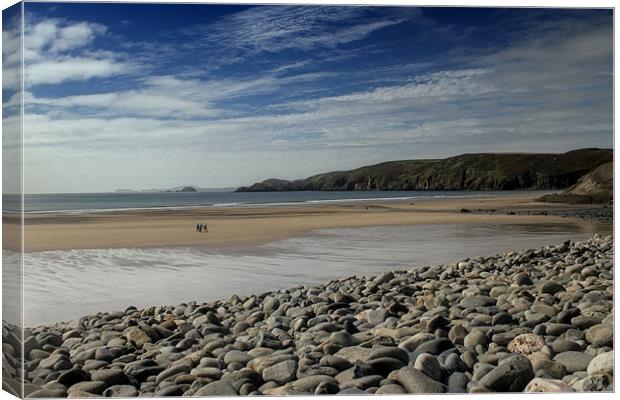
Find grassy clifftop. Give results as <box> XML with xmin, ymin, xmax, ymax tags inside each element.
<box><xmin>236</xmin><ymin>148</ymin><xmax>612</xmax><ymax>192</ymax></box>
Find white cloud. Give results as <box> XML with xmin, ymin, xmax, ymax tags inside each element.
<box><xmin>26</xmin><ymin>71</ymin><xmax>335</xmax><ymax>119</ymax></box>
<box><xmin>27</xmin><ymin>57</ymin><xmax>128</xmax><ymax>86</ymax></box>
<box><xmin>0</xmin><ymin>18</ymin><xmax>134</xmax><ymax>88</ymax></box>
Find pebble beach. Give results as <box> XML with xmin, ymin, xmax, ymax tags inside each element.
<box><xmin>2</xmin><ymin>235</ymin><xmax>614</xmax><ymax>397</ymax></box>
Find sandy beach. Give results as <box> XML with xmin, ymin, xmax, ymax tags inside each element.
<box><xmin>6</xmin><ymin>193</ymin><xmax>611</xmax><ymax>252</ymax></box>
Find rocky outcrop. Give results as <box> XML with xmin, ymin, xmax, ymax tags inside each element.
<box><xmin>538</xmin><ymin>161</ymin><xmax>613</xmax><ymax>204</ymax></box>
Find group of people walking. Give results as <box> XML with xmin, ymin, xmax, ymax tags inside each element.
<box><xmin>196</xmin><ymin>222</ymin><xmax>208</xmax><ymax>232</ymax></box>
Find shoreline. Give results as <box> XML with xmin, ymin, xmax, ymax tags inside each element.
<box><xmin>4</xmin><ymin>235</ymin><xmax>613</xmax><ymax>395</ymax></box>
<box><xmin>3</xmin><ymin>194</ymin><xmax>612</xmax><ymax>252</ymax></box>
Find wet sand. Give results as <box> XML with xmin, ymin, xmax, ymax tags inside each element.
<box><xmin>4</xmin><ymin>193</ymin><xmax>611</xmax><ymax>252</ymax></box>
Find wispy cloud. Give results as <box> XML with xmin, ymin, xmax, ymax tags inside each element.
<box><xmin>178</xmin><ymin>6</ymin><xmax>415</xmax><ymax>65</ymax></box>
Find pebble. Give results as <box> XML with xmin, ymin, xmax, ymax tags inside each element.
<box><xmin>262</xmin><ymin>359</ymin><xmax>298</xmax><ymax>385</ymax></box>
<box><xmin>478</xmin><ymin>355</ymin><xmax>534</xmax><ymax>392</ymax></box>
<box><xmin>554</xmin><ymin>351</ymin><xmax>595</xmax><ymax>373</ymax></box>
<box><xmin>413</xmin><ymin>353</ymin><xmax>442</xmax><ymax>381</ymax></box>
<box><xmin>397</xmin><ymin>366</ymin><xmax>446</xmax><ymax>393</ymax></box>
<box><xmin>586</xmin><ymin>351</ymin><xmax>613</xmax><ymax>376</ymax></box>
<box><xmin>102</xmin><ymin>385</ymin><xmax>139</xmax><ymax>397</ymax></box>
<box><xmin>194</xmin><ymin>381</ymin><xmax>238</xmax><ymax>396</ymax></box>
<box><xmin>507</xmin><ymin>334</ymin><xmax>544</xmax><ymax>355</ymax></box>
<box><xmin>524</xmin><ymin>378</ymin><xmax>575</xmax><ymax>392</ymax></box>
<box><xmin>3</xmin><ymin>236</ymin><xmax>611</xmax><ymax>395</ymax></box>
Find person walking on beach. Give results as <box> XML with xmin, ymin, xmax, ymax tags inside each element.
<box><xmin>196</xmin><ymin>223</ymin><xmax>200</xmax><ymax>232</ymax></box>
<box><xmin>203</xmin><ymin>222</ymin><xmax>208</xmax><ymax>232</ymax></box>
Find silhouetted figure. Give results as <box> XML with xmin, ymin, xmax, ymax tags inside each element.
<box><xmin>196</xmin><ymin>223</ymin><xmax>200</xmax><ymax>232</ymax></box>
<box><xmin>203</xmin><ymin>222</ymin><xmax>208</xmax><ymax>232</ymax></box>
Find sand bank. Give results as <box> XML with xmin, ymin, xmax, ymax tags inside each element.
<box><xmin>5</xmin><ymin>194</ymin><xmax>609</xmax><ymax>252</ymax></box>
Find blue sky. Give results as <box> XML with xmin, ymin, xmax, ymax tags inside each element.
<box><xmin>2</xmin><ymin>4</ymin><xmax>613</xmax><ymax>193</ymax></box>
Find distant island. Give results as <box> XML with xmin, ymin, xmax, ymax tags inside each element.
<box><xmin>114</xmin><ymin>186</ymin><xmax>235</xmax><ymax>193</ymax></box>
<box><xmin>166</xmin><ymin>186</ymin><xmax>198</xmax><ymax>192</ymax></box>
<box><xmin>236</xmin><ymin>148</ymin><xmax>612</xmax><ymax>193</ymax></box>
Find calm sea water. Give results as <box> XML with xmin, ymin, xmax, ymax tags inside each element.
<box><xmin>4</xmin><ymin>190</ymin><xmax>551</xmax><ymax>213</ymax></box>
<box><xmin>8</xmin><ymin>221</ymin><xmax>610</xmax><ymax>326</ymax></box>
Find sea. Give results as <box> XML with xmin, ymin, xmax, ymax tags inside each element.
<box><xmin>8</xmin><ymin>189</ymin><xmax>535</xmax><ymax>213</ymax></box>
<box><xmin>1</xmin><ymin>190</ymin><xmax>612</xmax><ymax>326</ymax></box>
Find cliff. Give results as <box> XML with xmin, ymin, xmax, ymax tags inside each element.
<box><xmin>236</xmin><ymin>148</ymin><xmax>612</xmax><ymax>192</ymax></box>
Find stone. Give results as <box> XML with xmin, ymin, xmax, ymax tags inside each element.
<box><xmin>155</xmin><ymin>364</ymin><xmax>193</xmax><ymax>383</ymax></box>
<box><xmin>413</xmin><ymin>353</ymin><xmax>442</xmax><ymax>381</ymax></box>
<box><xmin>514</xmin><ymin>273</ymin><xmax>533</xmax><ymax>286</ymax></box>
<box><xmin>551</xmin><ymin>340</ymin><xmax>581</xmax><ymax>353</ymax></box>
<box><xmin>103</xmin><ymin>385</ymin><xmax>138</xmax><ymax>397</ymax></box>
<box><xmin>190</xmin><ymin>367</ymin><xmax>222</xmax><ymax>380</ymax></box>
<box><xmin>90</xmin><ymin>369</ymin><xmax>130</xmax><ymax>386</ymax></box>
<box><xmin>320</xmin><ymin>355</ymin><xmax>352</xmax><ymax>371</ymax></box>
<box><xmin>339</xmin><ymin>375</ymin><xmax>383</xmax><ymax>390</ymax></box>
<box><xmin>572</xmin><ymin>374</ymin><xmax>612</xmax><ymax>391</ymax></box>
<box><xmin>398</xmin><ymin>333</ymin><xmax>435</xmax><ymax>352</ymax></box>
<box><xmin>289</xmin><ymin>375</ymin><xmax>339</xmax><ymax>393</ymax></box>
<box><xmin>39</xmin><ymin>354</ymin><xmax>70</xmax><ymax>370</ymax></box>
<box><xmin>367</xmin><ymin>357</ymin><xmax>405</xmax><ymax>377</ymax></box>
<box><xmin>223</xmin><ymin>350</ymin><xmax>253</xmax><ymax>366</ymax></box>
<box><xmin>154</xmin><ymin>385</ymin><xmax>183</xmax><ymax>396</ymax></box>
<box><xmin>448</xmin><ymin>325</ymin><xmax>468</xmax><ymax>345</ymax></box>
<box><xmin>329</xmin><ymin>331</ymin><xmax>360</xmax><ymax>347</ymax></box>
<box><xmin>586</xmin><ymin>351</ymin><xmax>613</xmax><ymax>377</ymax></box>
<box><xmin>472</xmin><ymin>363</ymin><xmax>495</xmax><ymax>381</ymax></box>
<box><xmin>375</xmin><ymin>384</ymin><xmax>406</xmax><ymax>394</ymax></box>
<box><xmin>27</xmin><ymin>389</ymin><xmax>68</xmax><ymax>398</ymax></box>
<box><xmin>314</xmin><ymin>380</ymin><xmax>339</xmax><ymax>395</ymax></box>
<box><xmin>396</xmin><ymin>366</ymin><xmax>446</xmax><ymax>393</ymax></box>
<box><xmin>459</xmin><ymin>296</ymin><xmax>495</xmax><ymax>308</ymax></box>
<box><xmin>367</xmin><ymin>346</ymin><xmax>409</xmax><ymax>364</ymax></box>
<box><xmin>442</xmin><ymin>352</ymin><xmax>466</xmax><ymax>373</ymax></box>
<box><xmin>262</xmin><ymin>360</ymin><xmax>297</xmax><ymax>385</ymax></box>
<box><xmin>507</xmin><ymin>334</ymin><xmax>545</xmax><ymax>355</ymax></box>
<box><xmin>524</xmin><ymin>378</ymin><xmax>575</xmax><ymax>392</ymax></box>
<box><xmin>447</xmin><ymin>372</ymin><xmax>468</xmax><ymax>392</ymax></box>
<box><xmin>479</xmin><ymin>354</ymin><xmax>534</xmax><ymax>392</ymax></box>
<box><xmin>554</xmin><ymin>352</ymin><xmax>595</xmax><ymax>373</ymax></box>
<box><xmin>333</xmin><ymin>346</ymin><xmax>372</xmax><ymax>363</ymax></box>
<box><xmin>194</xmin><ymin>381</ymin><xmax>238</xmax><ymax>396</ymax></box>
<box><xmin>540</xmin><ymin>281</ymin><xmax>565</xmax><ymax>295</ymax></box>
<box><xmin>67</xmin><ymin>381</ymin><xmax>107</xmax><ymax>395</ymax></box>
<box><xmin>426</xmin><ymin>315</ymin><xmax>450</xmax><ymax>332</ymax></box>
<box><xmin>545</xmin><ymin>323</ymin><xmax>574</xmax><ymax>337</ymax></box>
<box><xmin>590</xmin><ymin>326</ymin><xmax>613</xmax><ymax>348</ymax></box>
<box><xmin>412</xmin><ymin>338</ymin><xmax>453</xmax><ymax>357</ymax></box>
<box><xmin>528</xmin><ymin>354</ymin><xmax>567</xmax><ymax>379</ymax></box>
<box><xmin>123</xmin><ymin>360</ymin><xmax>165</xmax><ymax>381</ymax></box>
<box><xmin>125</xmin><ymin>328</ymin><xmax>152</xmax><ymax>347</ymax></box>
<box><xmin>57</xmin><ymin>368</ymin><xmax>90</xmax><ymax>386</ymax></box>
<box><xmin>464</xmin><ymin>330</ymin><xmax>488</xmax><ymax>349</ymax></box>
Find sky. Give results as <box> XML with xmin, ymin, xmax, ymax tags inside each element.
<box><xmin>1</xmin><ymin>3</ymin><xmax>614</xmax><ymax>194</ymax></box>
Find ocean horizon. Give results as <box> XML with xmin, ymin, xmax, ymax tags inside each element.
<box><xmin>4</xmin><ymin>190</ymin><xmax>553</xmax><ymax>214</ymax></box>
